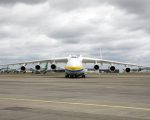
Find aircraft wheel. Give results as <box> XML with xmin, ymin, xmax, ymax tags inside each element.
<box><xmin>70</xmin><ymin>75</ymin><xmax>74</xmax><ymax>78</ymax></box>
<box><xmin>43</xmin><ymin>71</ymin><xmax>47</xmax><ymax>74</ymax></box>
<box><xmin>65</xmin><ymin>74</ymin><xmax>69</xmax><ymax>78</ymax></box>
<box><xmin>82</xmin><ymin>74</ymin><xmax>86</xmax><ymax>78</ymax></box>
<box><xmin>75</xmin><ymin>75</ymin><xmax>78</xmax><ymax>78</ymax></box>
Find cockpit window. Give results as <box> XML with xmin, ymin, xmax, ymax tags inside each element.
<box><xmin>71</xmin><ymin>55</ymin><xmax>77</xmax><ymax>58</ymax></box>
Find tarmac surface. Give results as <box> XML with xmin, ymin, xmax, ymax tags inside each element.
<box><xmin>0</xmin><ymin>73</ymin><xmax>150</xmax><ymax>120</ymax></box>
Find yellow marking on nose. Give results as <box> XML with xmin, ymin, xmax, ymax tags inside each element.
<box><xmin>65</xmin><ymin>66</ymin><xmax>83</xmax><ymax>70</ymax></box>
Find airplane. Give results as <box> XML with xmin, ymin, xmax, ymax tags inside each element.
<box><xmin>0</xmin><ymin>68</ymin><xmax>8</xmax><ymax>73</ymax></box>
<box><xmin>0</xmin><ymin>67</ymin><xmax>19</xmax><ymax>74</ymax></box>
<box><xmin>0</xmin><ymin>55</ymin><xmax>145</xmax><ymax>78</ymax></box>
<box><xmin>0</xmin><ymin>67</ymin><xmax>10</xmax><ymax>73</ymax></box>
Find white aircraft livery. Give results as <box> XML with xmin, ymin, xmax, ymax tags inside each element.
<box><xmin>0</xmin><ymin>55</ymin><xmax>145</xmax><ymax>78</ymax></box>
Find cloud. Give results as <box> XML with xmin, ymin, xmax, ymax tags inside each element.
<box><xmin>0</xmin><ymin>0</ymin><xmax>47</xmax><ymax>5</ymax></box>
<box><xmin>48</xmin><ymin>0</ymin><xmax>101</xmax><ymax>11</ymax></box>
<box><xmin>108</xmin><ymin>0</ymin><xmax>150</xmax><ymax>16</ymax></box>
<box><xmin>0</xmin><ymin>0</ymin><xmax>149</xmax><ymax>66</ymax></box>
<box><xmin>106</xmin><ymin>0</ymin><xmax>150</xmax><ymax>33</ymax></box>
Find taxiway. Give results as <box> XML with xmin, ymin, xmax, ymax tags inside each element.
<box><xmin>0</xmin><ymin>73</ymin><xmax>150</xmax><ymax>120</ymax></box>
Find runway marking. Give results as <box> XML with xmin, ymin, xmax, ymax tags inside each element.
<box><xmin>0</xmin><ymin>97</ymin><xmax>150</xmax><ymax>111</ymax></box>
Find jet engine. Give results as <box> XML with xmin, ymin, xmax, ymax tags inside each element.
<box><xmin>138</xmin><ymin>68</ymin><xmax>142</xmax><ymax>71</ymax></box>
<box><xmin>109</xmin><ymin>66</ymin><xmax>116</xmax><ymax>72</ymax></box>
<box><xmin>35</xmin><ymin>65</ymin><xmax>41</xmax><ymax>70</ymax></box>
<box><xmin>51</xmin><ymin>64</ymin><xmax>56</xmax><ymax>70</ymax></box>
<box><xmin>21</xmin><ymin>66</ymin><xmax>26</xmax><ymax>71</ymax></box>
<box><xmin>125</xmin><ymin>67</ymin><xmax>130</xmax><ymax>73</ymax></box>
<box><xmin>94</xmin><ymin>65</ymin><xmax>99</xmax><ymax>70</ymax></box>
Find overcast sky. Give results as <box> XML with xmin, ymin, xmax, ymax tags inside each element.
<box><xmin>0</xmin><ymin>0</ymin><xmax>150</xmax><ymax>66</ymax></box>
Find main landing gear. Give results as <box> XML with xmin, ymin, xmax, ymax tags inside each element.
<box><xmin>82</xmin><ymin>74</ymin><xmax>86</xmax><ymax>78</ymax></box>
<box><xmin>65</xmin><ymin>74</ymin><xmax>69</xmax><ymax>78</ymax></box>
<box><xmin>65</xmin><ymin>74</ymin><xmax>86</xmax><ymax>78</ymax></box>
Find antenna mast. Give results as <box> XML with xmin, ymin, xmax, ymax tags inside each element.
<box><xmin>100</xmin><ymin>48</ymin><xmax>103</xmax><ymax>59</ymax></box>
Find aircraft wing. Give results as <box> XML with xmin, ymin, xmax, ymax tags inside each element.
<box><xmin>0</xmin><ymin>57</ymin><xmax>68</xmax><ymax>66</ymax></box>
<box><xmin>82</xmin><ymin>57</ymin><xmax>144</xmax><ymax>67</ymax></box>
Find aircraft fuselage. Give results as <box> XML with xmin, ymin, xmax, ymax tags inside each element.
<box><xmin>64</xmin><ymin>56</ymin><xmax>85</xmax><ymax>78</ymax></box>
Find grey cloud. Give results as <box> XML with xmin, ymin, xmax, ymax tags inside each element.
<box><xmin>108</xmin><ymin>0</ymin><xmax>150</xmax><ymax>17</ymax></box>
<box><xmin>49</xmin><ymin>0</ymin><xmax>82</xmax><ymax>11</ymax></box>
<box><xmin>48</xmin><ymin>27</ymin><xmax>90</xmax><ymax>44</ymax></box>
<box><xmin>47</xmin><ymin>0</ymin><xmax>150</xmax><ymax>33</ymax></box>
<box><xmin>0</xmin><ymin>0</ymin><xmax>150</xmax><ymax>66</ymax></box>
<box><xmin>50</xmin><ymin>29</ymin><xmax>83</xmax><ymax>40</ymax></box>
<box><xmin>107</xmin><ymin>0</ymin><xmax>150</xmax><ymax>33</ymax></box>
<box><xmin>0</xmin><ymin>0</ymin><xmax>47</xmax><ymax>5</ymax></box>
<box><xmin>48</xmin><ymin>0</ymin><xmax>150</xmax><ymax>16</ymax></box>
<box><xmin>48</xmin><ymin>0</ymin><xmax>107</xmax><ymax>11</ymax></box>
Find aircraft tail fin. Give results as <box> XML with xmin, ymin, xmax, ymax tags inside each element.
<box><xmin>44</xmin><ymin>62</ymin><xmax>48</xmax><ymax>70</ymax></box>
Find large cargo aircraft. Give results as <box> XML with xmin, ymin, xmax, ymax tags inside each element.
<box><xmin>0</xmin><ymin>55</ymin><xmax>145</xmax><ymax>78</ymax></box>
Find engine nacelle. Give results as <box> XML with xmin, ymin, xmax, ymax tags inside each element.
<box><xmin>35</xmin><ymin>65</ymin><xmax>41</xmax><ymax>70</ymax></box>
<box><xmin>21</xmin><ymin>66</ymin><xmax>26</xmax><ymax>71</ymax></box>
<box><xmin>109</xmin><ymin>66</ymin><xmax>116</xmax><ymax>72</ymax></box>
<box><xmin>138</xmin><ymin>68</ymin><xmax>142</xmax><ymax>71</ymax></box>
<box><xmin>94</xmin><ymin>65</ymin><xmax>99</xmax><ymax>70</ymax></box>
<box><xmin>125</xmin><ymin>68</ymin><xmax>130</xmax><ymax>73</ymax></box>
<box><xmin>51</xmin><ymin>64</ymin><xmax>56</xmax><ymax>70</ymax></box>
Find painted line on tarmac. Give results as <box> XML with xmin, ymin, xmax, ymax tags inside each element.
<box><xmin>0</xmin><ymin>97</ymin><xmax>150</xmax><ymax>111</ymax></box>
